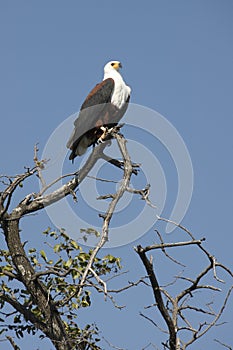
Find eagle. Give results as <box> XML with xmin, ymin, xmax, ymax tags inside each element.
<box><xmin>67</xmin><ymin>60</ymin><xmax>131</xmax><ymax>161</ymax></box>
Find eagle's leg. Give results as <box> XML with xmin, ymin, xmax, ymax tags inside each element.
<box><xmin>96</xmin><ymin>126</ymin><xmax>109</xmax><ymax>144</ymax></box>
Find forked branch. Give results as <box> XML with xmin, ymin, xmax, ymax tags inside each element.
<box><xmin>135</xmin><ymin>221</ymin><xmax>233</xmax><ymax>350</ymax></box>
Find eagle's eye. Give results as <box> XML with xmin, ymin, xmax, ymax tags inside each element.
<box><xmin>111</xmin><ymin>62</ymin><xmax>115</xmax><ymax>66</ymax></box>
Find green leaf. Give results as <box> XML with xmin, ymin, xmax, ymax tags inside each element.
<box><xmin>1</xmin><ymin>283</ymin><xmax>11</xmax><ymax>292</ymax></box>
<box><xmin>60</xmin><ymin>228</ymin><xmax>69</xmax><ymax>241</ymax></box>
<box><xmin>42</xmin><ymin>227</ymin><xmax>51</xmax><ymax>235</ymax></box>
<box><xmin>80</xmin><ymin>227</ymin><xmax>100</xmax><ymax>237</ymax></box>
<box><xmin>31</xmin><ymin>257</ymin><xmax>38</xmax><ymax>265</ymax></box>
<box><xmin>53</xmin><ymin>244</ymin><xmax>61</xmax><ymax>253</ymax></box>
<box><xmin>70</xmin><ymin>240</ymin><xmax>80</xmax><ymax>250</ymax></box>
<box><xmin>49</xmin><ymin>231</ymin><xmax>56</xmax><ymax>236</ymax></box>
<box><xmin>40</xmin><ymin>250</ymin><xmax>47</xmax><ymax>262</ymax></box>
<box><xmin>71</xmin><ymin>302</ymin><xmax>79</xmax><ymax>309</ymax></box>
<box><xmin>71</xmin><ymin>270</ymin><xmax>80</xmax><ymax>280</ymax></box>
<box><xmin>81</xmin><ymin>300</ymin><xmax>90</xmax><ymax>307</ymax></box>
<box><xmin>116</xmin><ymin>258</ymin><xmax>122</xmax><ymax>269</ymax></box>
<box><xmin>3</xmin><ymin>264</ymin><xmax>13</xmax><ymax>272</ymax></box>
<box><xmin>64</xmin><ymin>258</ymin><xmax>73</xmax><ymax>268</ymax></box>
<box><xmin>78</xmin><ymin>252</ymin><xmax>89</xmax><ymax>262</ymax></box>
<box><xmin>28</xmin><ymin>248</ymin><xmax>36</xmax><ymax>253</ymax></box>
<box><xmin>104</xmin><ymin>254</ymin><xmax>116</xmax><ymax>263</ymax></box>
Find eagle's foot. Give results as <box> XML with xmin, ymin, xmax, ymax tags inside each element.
<box><xmin>97</xmin><ymin>124</ymin><xmax>124</xmax><ymax>145</ymax></box>
<box><xmin>97</xmin><ymin>126</ymin><xmax>113</xmax><ymax>144</ymax></box>
<box><xmin>96</xmin><ymin>127</ymin><xmax>107</xmax><ymax>144</ymax></box>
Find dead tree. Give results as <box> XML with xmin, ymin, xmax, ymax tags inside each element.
<box><xmin>0</xmin><ymin>128</ymin><xmax>232</xmax><ymax>350</ymax></box>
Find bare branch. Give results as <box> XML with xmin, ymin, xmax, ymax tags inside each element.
<box><xmin>154</xmin><ymin>230</ymin><xmax>185</xmax><ymax>267</ymax></box>
<box><xmin>6</xmin><ymin>336</ymin><xmax>20</xmax><ymax>350</ymax></box>
<box><xmin>6</xmin><ymin>127</ymin><xmax>137</xmax><ymax>221</ymax></box>
<box><xmin>33</xmin><ymin>143</ymin><xmax>47</xmax><ymax>189</ymax></box>
<box><xmin>214</xmin><ymin>339</ymin><xmax>232</xmax><ymax>350</ymax></box>
<box><xmin>182</xmin><ymin>286</ymin><xmax>233</xmax><ymax>348</ymax></box>
<box><xmin>177</xmin><ymin>263</ymin><xmax>213</xmax><ymax>302</ymax></box>
<box><xmin>76</xmin><ymin>132</ymin><xmax>134</xmax><ymax>298</ymax></box>
<box><xmin>59</xmin><ymin>131</ymin><xmax>135</xmax><ymax>305</ymax></box>
<box><xmin>135</xmin><ymin>245</ymin><xmax>177</xmax><ymax>350</ymax></box>
<box><xmin>157</xmin><ymin>216</ymin><xmax>233</xmax><ymax>283</ymax></box>
<box><xmin>0</xmin><ymin>167</ymin><xmax>37</xmax><ymax>218</ymax></box>
<box><xmin>180</xmin><ymin>305</ymin><xmax>216</xmax><ymax>316</ymax></box>
<box><xmin>107</xmin><ymin>277</ymin><xmax>150</xmax><ymax>293</ymax></box>
<box><xmin>141</xmin><ymin>239</ymin><xmax>205</xmax><ymax>253</ymax></box>
<box><xmin>126</xmin><ymin>184</ymin><xmax>157</xmax><ymax>209</ymax></box>
<box><xmin>136</xmin><ymin>223</ymin><xmax>233</xmax><ymax>350</ymax></box>
<box><xmin>89</xmin><ymin>267</ymin><xmax>107</xmax><ymax>299</ymax></box>
<box><xmin>85</xmin><ymin>280</ymin><xmax>125</xmax><ymax>309</ymax></box>
<box><xmin>102</xmin><ymin>337</ymin><xmax>125</xmax><ymax>350</ymax></box>
<box><xmin>97</xmin><ymin>194</ymin><xmax>115</xmax><ymax>200</ymax></box>
<box><xmin>142</xmin><ymin>343</ymin><xmax>159</xmax><ymax>350</ymax></box>
<box><xmin>176</xmin><ymin>276</ymin><xmax>221</xmax><ymax>292</ymax></box>
<box><xmin>140</xmin><ymin>312</ymin><xmax>168</xmax><ymax>334</ymax></box>
<box><xmin>38</xmin><ymin>172</ymin><xmax>77</xmax><ymax>197</ymax></box>
<box><xmin>156</xmin><ymin>216</ymin><xmax>196</xmax><ymax>240</ymax></box>
<box><xmin>10</xmin><ymin>143</ymin><xmax>107</xmax><ymax>219</ymax></box>
<box><xmin>0</xmin><ymin>269</ymin><xmax>19</xmax><ymax>279</ymax></box>
<box><xmin>87</xmin><ymin>175</ymin><xmax>119</xmax><ymax>184</ymax></box>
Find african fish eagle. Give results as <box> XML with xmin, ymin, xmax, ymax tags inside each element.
<box><xmin>67</xmin><ymin>60</ymin><xmax>131</xmax><ymax>161</ymax></box>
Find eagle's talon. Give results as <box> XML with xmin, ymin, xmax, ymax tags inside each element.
<box><xmin>97</xmin><ymin>126</ymin><xmax>115</xmax><ymax>144</ymax></box>
<box><xmin>96</xmin><ymin>137</ymin><xmax>105</xmax><ymax>145</ymax></box>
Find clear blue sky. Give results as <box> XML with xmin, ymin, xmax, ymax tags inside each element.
<box><xmin>0</xmin><ymin>1</ymin><xmax>232</xmax><ymax>349</ymax></box>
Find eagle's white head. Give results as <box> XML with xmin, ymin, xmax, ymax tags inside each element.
<box><xmin>104</xmin><ymin>60</ymin><xmax>122</xmax><ymax>75</ymax></box>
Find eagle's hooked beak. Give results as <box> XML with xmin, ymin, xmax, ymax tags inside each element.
<box><xmin>113</xmin><ymin>62</ymin><xmax>122</xmax><ymax>71</ymax></box>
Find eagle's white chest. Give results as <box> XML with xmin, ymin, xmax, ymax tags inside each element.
<box><xmin>104</xmin><ymin>71</ymin><xmax>131</xmax><ymax>109</ymax></box>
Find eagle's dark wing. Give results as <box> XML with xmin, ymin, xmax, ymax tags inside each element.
<box><xmin>105</xmin><ymin>94</ymin><xmax>130</xmax><ymax>127</ymax></box>
<box><xmin>66</xmin><ymin>78</ymin><xmax>114</xmax><ymax>158</ymax></box>
<box><xmin>80</xmin><ymin>78</ymin><xmax>114</xmax><ymax>110</ymax></box>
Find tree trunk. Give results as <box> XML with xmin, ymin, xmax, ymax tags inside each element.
<box><xmin>2</xmin><ymin>217</ymin><xmax>73</xmax><ymax>350</ymax></box>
